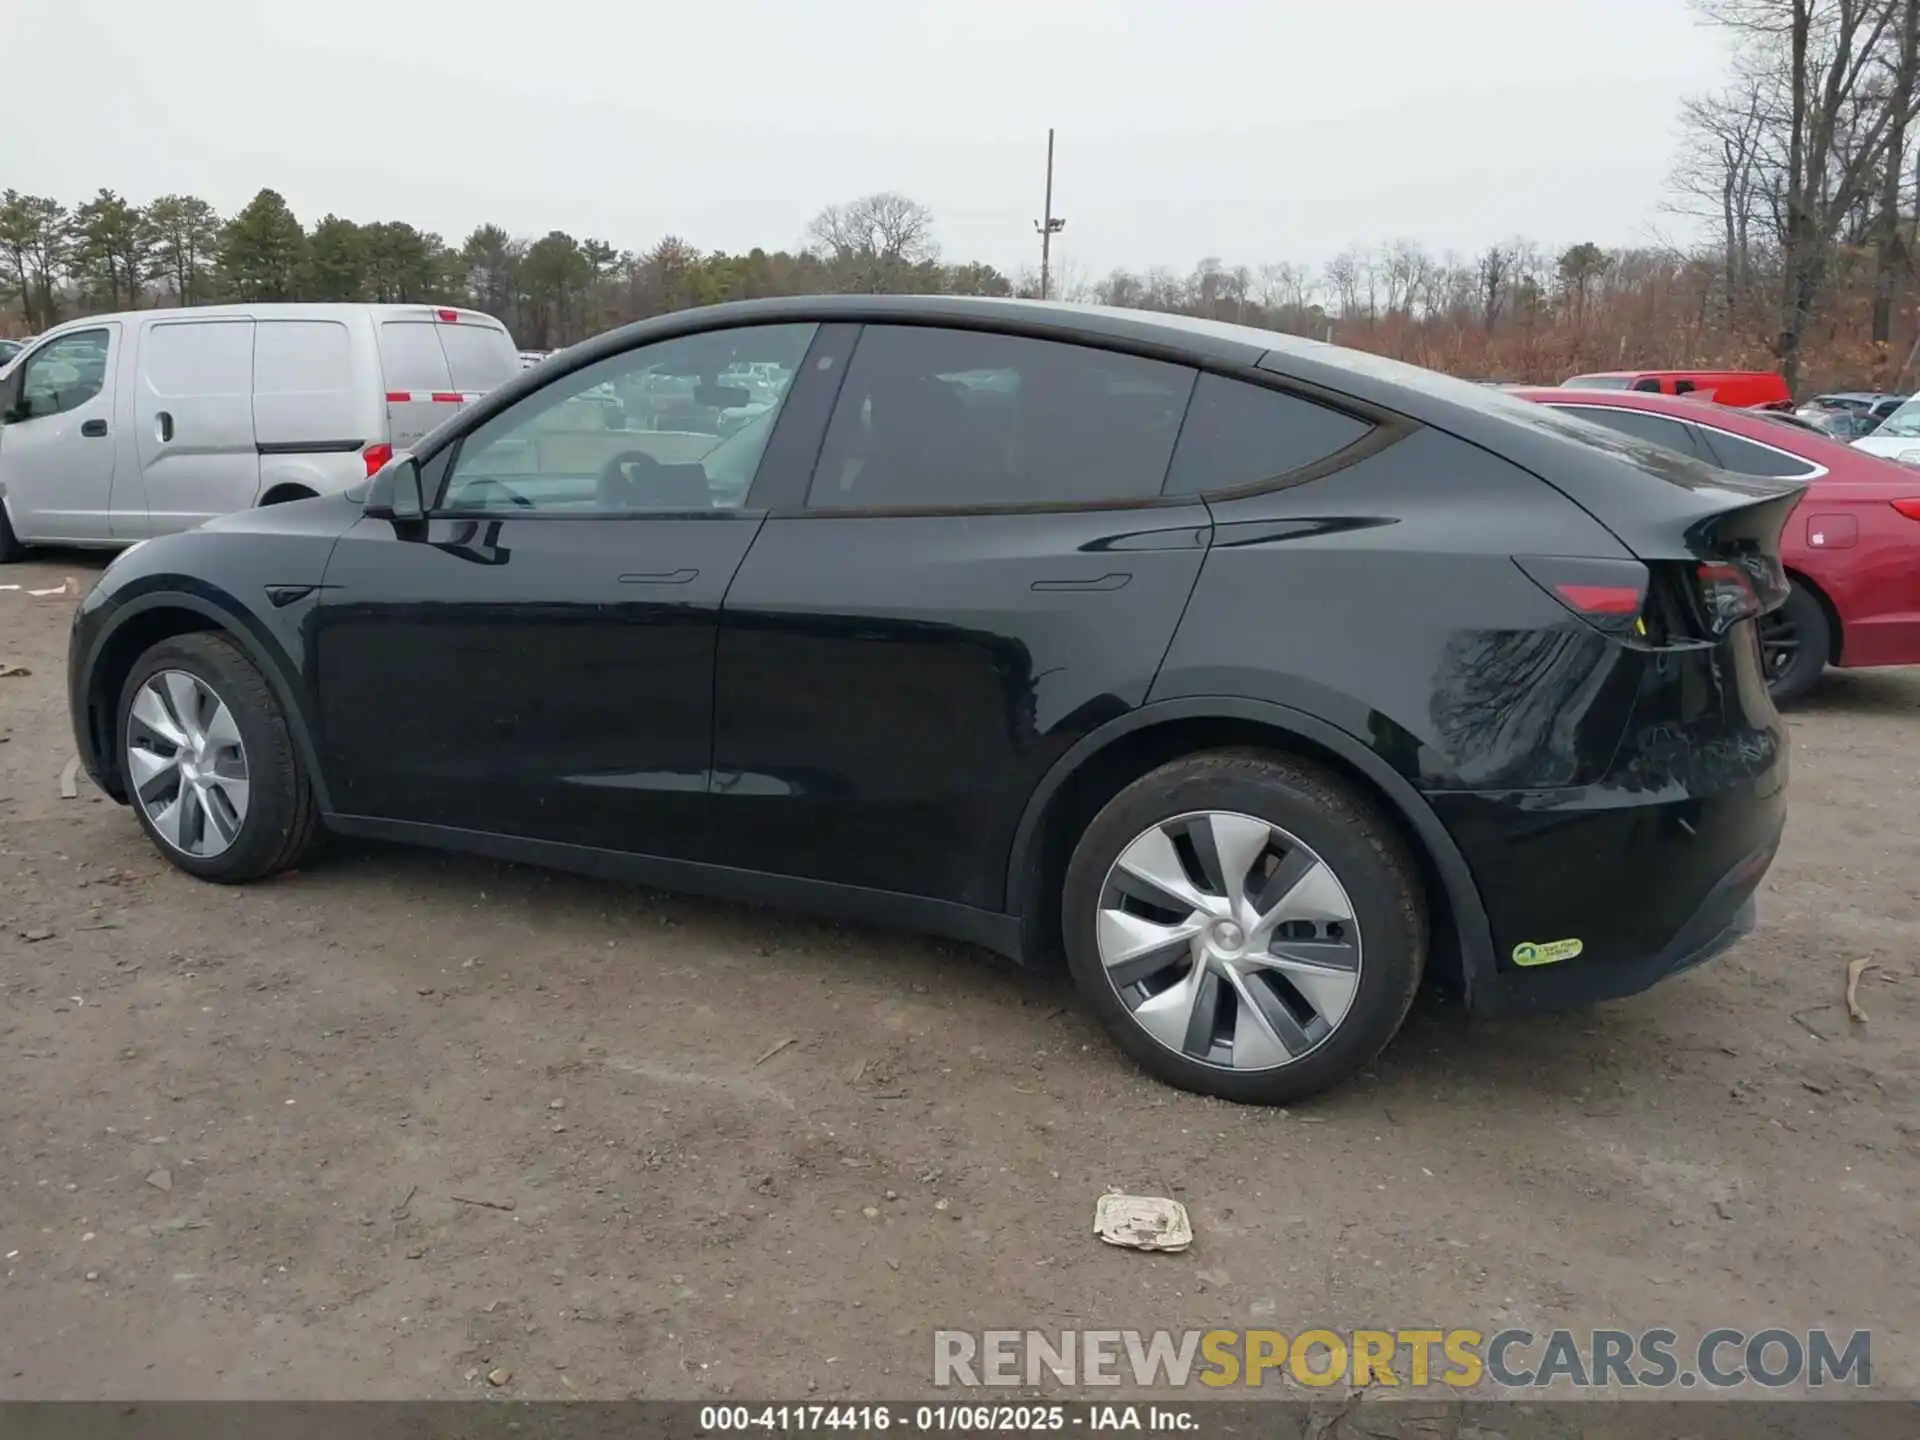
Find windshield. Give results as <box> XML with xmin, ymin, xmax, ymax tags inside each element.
<box><xmin>1562</xmin><ymin>375</ymin><xmax>1634</xmax><ymax>390</ymax></box>
<box><xmin>1871</xmin><ymin>395</ymin><xmax>1920</xmax><ymax>439</ymax></box>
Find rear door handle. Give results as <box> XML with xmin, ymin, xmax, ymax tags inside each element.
<box><xmin>618</xmin><ymin>568</ymin><xmax>699</xmax><ymax>585</ymax></box>
<box><xmin>80</xmin><ymin>419</ymin><xmax>108</xmax><ymax>438</ymax></box>
<box><xmin>1030</xmin><ymin>572</ymin><xmax>1132</xmax><ymax>593</ymax></box>
<box><xmin>156</xmin><ymin>411</ymin><xmax>174</xmax><ymax>442</ymax></box>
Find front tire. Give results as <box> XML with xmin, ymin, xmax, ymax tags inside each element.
<box><xmin>1759</xmin><ymin>580</ymin><xmax>1830</xmax><ymax>707</ymax></box>
<box><xmin>1061</xmin><ymin>750</ymin><xmax>1427</xmax><ymax>1105</ymax></box>
<box><xmin>117</xmin><ymin>632</ymin><xmax>324</xmax><ymax>882</ymax></box>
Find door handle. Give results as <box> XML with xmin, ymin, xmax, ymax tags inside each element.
<box><xmin>618</xmin><ymin>568</ymin><xmax>699</xmax><ymax>585</ymax></box>
<box><xmin>1030</xmin><ymin>572</ymin><xmax>1132</xmax><ymax>592</ymax></box>
<box><xmin>80</xmin><ymin>418</ymin><xmax>108</xmax><ymax>438</ymax></box>
<box><xmin>156</xmin><ymin>411</ymin><xmax>174</xmax><ymax>442</ymax></box>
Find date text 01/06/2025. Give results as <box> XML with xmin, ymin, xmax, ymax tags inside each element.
<box><xmin>698</xmin><ymin>1404</ymin><xmax>1197</xmax><ymax>1432</ymax></box>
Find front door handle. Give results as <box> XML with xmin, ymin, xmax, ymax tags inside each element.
<box><xmin>80</xmin><ymin>419</ymin><xmax>108</xmax><ymax>438</ymax></box>
<box><xmin>156</xmin><ymin>411</ymin><xmax>174</xmax><ymax>442</ymax></box>
<box><xmin>618</xmin><ymin>568</ymin><xmax>699</xmax><ymax>585</ymax></box>
<box><xmin>1030</xmin><ymin>572</ymin><xmax>1132</xmax><ymax>593</ymax></box>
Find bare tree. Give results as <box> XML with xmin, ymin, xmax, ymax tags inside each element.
<box><xmin>1672</xmin><ymin>79</ymin><xmax>1771</xmax><ymax>315</ymax></box>
<box><xmin>804</xmin><ymin>193</ymin><xmax>938</xmax><ymax>293</ymax></box>
<box><xmin>1692</xmin><ymin>0</ymin><xmax>1906</xmax><ymax>385</ymax></box>
<box><xmin>1871</xmin><ymin>0</ymin><xmax>1920</xmax><ymax>343</ymax></box>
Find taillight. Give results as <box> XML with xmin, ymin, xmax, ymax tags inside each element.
<box><xmin>1892</xmin><ymin>498</ymin><xmax>1920</xmax><ymax>522</ymax></box>
<box><xmin>1695</xmin><ymin>562</ymin><xmax>1760</xmax><ymax>633</ymax></box>
<box><xmin>362</xmin><ymin>442</ymin><xmax>394</xmax><ymax>477</ymax></box>
<box><xmin>1513</xmin><ymin>556</ymin><xmax>1650</xmax><ymax>638</ymax></box>
<box><xmin>435</xmin><ymin>308</ymin><xmax>460</xmax><ymax>323</ymax></box>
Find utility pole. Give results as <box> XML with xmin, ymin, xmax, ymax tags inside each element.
<box><xmin>1034</xmin><ymin>128</ymin><xmax>1066</xmax><ymax>300</ymax></box>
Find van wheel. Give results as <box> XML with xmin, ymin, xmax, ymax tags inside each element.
<box><xmin>117</xmin><ymin>632</ymin><xmax>325</xmax><ymax>882</ymax></box>
<box><xmin>1061</xmin><ymin>749</ymin><xmax>1427</xmax><ymax>1105</ymax></box>
<box><xmin>0</xmin><ymin>505</ymin><xmax>23</xmax><ymax>563</ymax></box>
<box><xmin>1758</xmin><ymin>581</ymin><xmax>1829</xmax><ymax>707</ymax></box>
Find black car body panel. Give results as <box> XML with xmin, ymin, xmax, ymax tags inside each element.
<box><xmin>68</xmin><ymin>295</ymin><xmax>1796</xmax><ymax>1019</ymax></box>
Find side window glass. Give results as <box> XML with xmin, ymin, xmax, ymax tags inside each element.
<box><xmin>439</xmin><ymin>323</ymin><xmax>816</xmax><ymax>515</ymax></box>
<box><xmin>808</xmin><ymin>326</ymin><xmax>1194</xmax><ymax>510</ymax></box>
<box><xmin>16</xmin><ymin>330</ymin><xmax>110</xmax><ymax>420</ymax></box>
<box><xmin>1696</xmin><ymin>428</ymin><xmax>1820</xmax><ymax>480</ymax></box>
<box><xmin>1554</xmin><ymin>405</ymin><xmax>1701</xmax><ymax>459</ymax></box>
<box><xmin>1630</xmin><ymin>377</ymin><xmax>1663</xmax><ymax>393</ymax></box>
<box><xmin>1164</xmin><ymin>374</ymin><xmax>1374</xmax><ymax>496</ymax></box>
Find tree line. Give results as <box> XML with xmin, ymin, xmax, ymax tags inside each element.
<box><xmin>3</xmin><ymin>0</ymin><xmax>1916</xmax><ymax>393</ymax></box>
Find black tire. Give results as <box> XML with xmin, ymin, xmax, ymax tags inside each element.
<box><xmin>117</xmin><ymin>631</ymin><xmax>324</xmax><ymax>882</ymax></box>
<box><xmin>0</xmin><ymin>504</ymin><xmax>24</xmax><ymax>563</ymax></box>
<box><xmin>1061</xmin><ymin>749</ymin><xmax>1427</xmax><ymax>1105</ymax></box>
<box><xmin>1760</xmin><ymin>580</ymin><xmax>1830</xmax><ymax>708</ymax></box>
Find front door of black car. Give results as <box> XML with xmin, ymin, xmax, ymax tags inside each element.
<box><xmin>311</xmin><ymin>321</ymin><xmax>825</xmax><ymax>858</ymax></box>
<box><xmin>708</xmin><ymin>324</ymin><xmax>1217</xmax><ymax>914</ymax></box>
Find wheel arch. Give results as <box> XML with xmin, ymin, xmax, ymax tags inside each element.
<box><xmin>1783</xmin><ymin>566</ymin><xmax>1844</xmax><ymax>665</ymax></box>
<box><xmin>83</xmin><ymin>593</ymin><xmax>333</xmax><ymax>812</ymax></box>
<box><xmin>258</xmin><ymin>482</ymin><xmax>319</xmax><ymax>507</ymax></box>
<box><xmin>1004</xmin><ymin>698</ymin><xmax>1495</xmax><ymax>1004</ymax></box>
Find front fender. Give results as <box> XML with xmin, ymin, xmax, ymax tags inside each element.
<box><xmin>72</xmin><ymin>574</ymin><xmax>332</xmax><ymax>813</ymax></box>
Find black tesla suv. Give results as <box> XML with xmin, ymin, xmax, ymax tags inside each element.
<box><xmin>67</xmin><ymin>297</ymin><xmax>1794</xmax><ymax>1104</ymax></box>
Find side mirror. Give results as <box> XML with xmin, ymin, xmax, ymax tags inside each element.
<box><xmin>0</xmin><ymin>371</ymin><xmax>23</xmax><ymax>425</ymax></box>
<box><xmin>363</xmin><ymin>455</ymin><xmax>426</xmax><ymax>521</ymax></box>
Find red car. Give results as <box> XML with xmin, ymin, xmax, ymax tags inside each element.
<box><xmin>1512</xmin><ymin>387</ymin><xmax>1920</xmax><ymax>703</ymax></box>
<box><xmin>1560</xmin><ymin>369</ymin><xmax>1793</xmax><ymax>409</ymax></box>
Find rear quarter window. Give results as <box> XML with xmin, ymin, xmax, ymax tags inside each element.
<box><xmin>1696</xmin><ymin>428</ymin><xmax>1821</xmax><ymax>480</ymax></box>
<box><xmin>439</xmin><ymin>323</ymin><xmax>520</xmax><ymax>393</ymax></box>
<box><xmin>1164</xmin><ymin>373</ymin><xmax>1374</xmax><ymax>496</ymax></box>
<box><xmin>378</xmin><ymin>321</ymin><xmax>453</xmax><ymax>393</ymax></box>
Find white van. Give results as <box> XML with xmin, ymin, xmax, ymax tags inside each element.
<box><xmin>0</xmin><ymin>303</ymin><xmax>520</xmax><ymax>559</ymax></box>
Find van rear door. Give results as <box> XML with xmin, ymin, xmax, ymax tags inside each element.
<box><xmin>378</xmin><ymin>309</ymin><xmax>519</xmax><ymax>450</ymax></box>
<box><xmin>132</xmin><ymin>317</ymin><xmax>260</xmax><ymax>534</ymax></box>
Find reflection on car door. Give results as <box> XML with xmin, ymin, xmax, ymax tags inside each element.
<box><xmin>312</xmin><ymin>321</ymin><xmax>830</xmax><ymax>862</ymax></box>
<box><xmin>709</xmin><ymin>324</ymin><xmax>1214</xmax><ymax>914</ymax></box>
<box><xmin>0</xmin><ymin>324</ymin><xmax>121</xmax><ymax>542</ymax></box>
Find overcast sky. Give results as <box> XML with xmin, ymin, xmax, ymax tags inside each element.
<box><xmin>13</xmin><ymin>0</ymin><xmax>1731</xmax><ymax>278</ymax></box>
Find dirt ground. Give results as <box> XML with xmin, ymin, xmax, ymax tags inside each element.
<box><xmin>1</xmin><ymin>551</ymin><xmax>1916</xmax><ymax>1402</ymax></box>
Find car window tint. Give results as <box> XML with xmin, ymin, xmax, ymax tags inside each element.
<box><xmin>439</xmin><ymin>323</ymin><xmax>520</xmax><ymax>392</ymax></box>
<box><xmin>440</xmin><ymin>323</ymin><xmax>815</xmax><ymax>515</ymax></box>
<box><xmin>808</xmin><ymin>326</ymin><xmax>1195</xmax><ymax>510</ymax></box>
<box><xmin>378</xmin><ymin>321</ymin><xmax>454</xmax><ymax>393</ymax></box>
<box><xmin>1551</xmin><ymin>405</ymin><xmax>1703</xmax><ymax>460</ymax></box>
<box><xmin>17</xmin><ymin>329</ymin><xmax>110</xmax><ymax>419</ymax></box>
<box><xmin>1696</xmin><ymin>427</ymin><xmax>1821</xmax><ymax>480</ymax></box>
<box><xmin>1164</xmin><ymin>374</ymin><xmax>1373</xmax><ymax>496</ymax></box>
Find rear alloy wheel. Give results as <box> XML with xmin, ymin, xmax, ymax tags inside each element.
<box><xmin>1062</xmin><ymin>751</ymin><xmax>1426</xmax><ymax>1104</ymax></box>
<box><xmin>117</xmin><ymin>632</ymin><xmax>325</xmax><ymax>882</ymax></box>
<box><xmin>1757</xmin><ymin>580</ymin><xmax>1830</xmax><ymax>707</ymax></box>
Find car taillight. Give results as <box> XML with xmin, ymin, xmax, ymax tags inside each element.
<box><xmin>362</xmin><ymin>442</ymin><xmax>394</xmax><ymax>477</ymax></box>
<box><xmin>435</xmin><ymin>309</ymin><xmax>460</xmax><ymax>323</ymax></box>
<box><xmin>1513</xmin><ymin>556</ymin><xmax>1650</xmax><ymax>638</ymax></box>
<box><xmin>1892</xmin><ymin>498</ymin><xmax>1920</xmax><ymax>522</ymax></box>
<box><xmin>1695</xmin><ymin>561</ymin><xmax>1761</xmax><ymax>632</ymax></box>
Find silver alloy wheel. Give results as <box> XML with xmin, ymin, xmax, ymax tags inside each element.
<box><xmin>1096</xmin><ymin>810</ymin><xmax>1362</xmax><ymax>1071</ymax></box>
<box><xmin>125</xmin><ymin>670</ymin><xmax>251</xmax><ymax>858</ymax></box>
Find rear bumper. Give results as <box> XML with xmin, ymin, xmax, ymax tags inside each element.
<box><xmin>1465</xmin><ymin>834</ymin><xmax>1774</xmax><ymax>1016</ymax></box>
<box><xmin>1430</xmin><ymin>723</ymin><xmax>1786</xmax><ymax>1018</ymax></box>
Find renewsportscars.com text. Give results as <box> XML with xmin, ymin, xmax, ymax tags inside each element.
<box><xmin>933</xmin><ymin>1327</ymin><xmax>1872</xmax><ymax>1390</ymax></box>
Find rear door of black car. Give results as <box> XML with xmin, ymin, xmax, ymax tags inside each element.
<box><xmin>708</xmin><ymin>323</ymin><xmax>1214</xmax><ymax>914</ymax></box>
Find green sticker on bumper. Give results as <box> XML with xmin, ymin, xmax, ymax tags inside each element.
<box><xmin>1512</xmin><ymin>938</ymin><xmax>1584</xmax><ymax>967</ymax></box>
